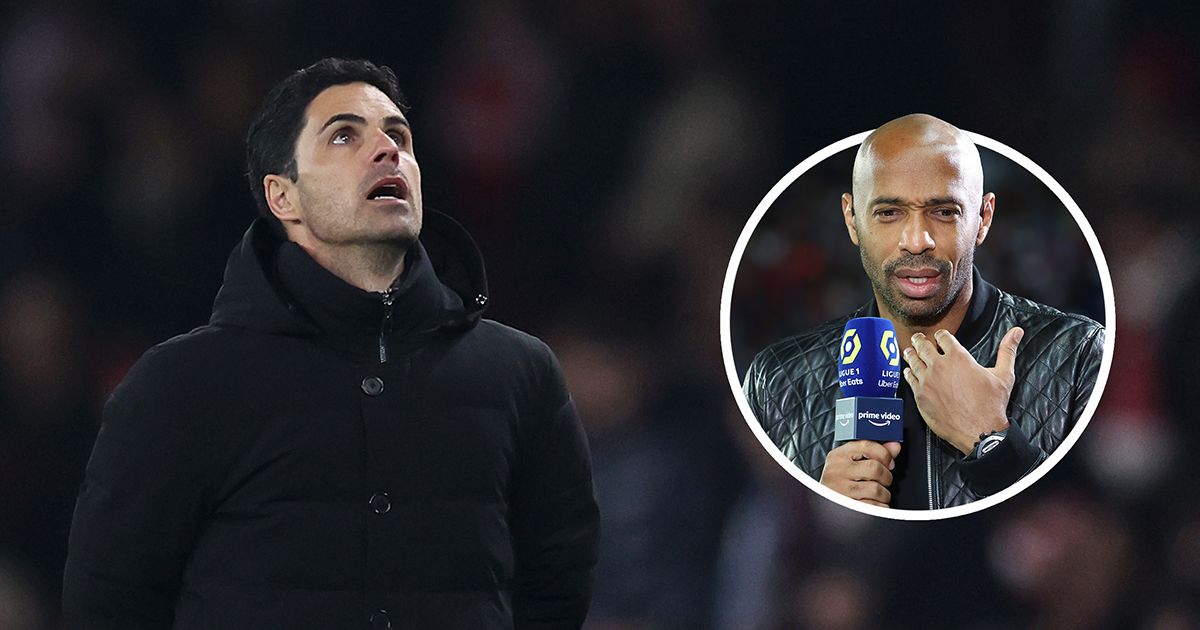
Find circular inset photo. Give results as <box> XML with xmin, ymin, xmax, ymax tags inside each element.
<box><xmin>720</xmin><ymin>114</ymin><xmax>1114</xmax><ymax>520</ymax></box>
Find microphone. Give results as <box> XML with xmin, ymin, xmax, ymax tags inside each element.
<box><xmin>834</xmin><ymin>317</ymin><xmax>904</xmax><ymax>442</ymax></box>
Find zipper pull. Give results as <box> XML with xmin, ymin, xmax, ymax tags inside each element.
<box><xmin>379</xmin><ymin>290</ymin><xmax>395</xmax><ymax>364</ymax></box>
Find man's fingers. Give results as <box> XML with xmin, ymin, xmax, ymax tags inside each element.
<box><xmin>933</xmin><ymin>329</ymin><xmax>966</xmax><ymax>355</ymax></box>
<box><xmin>911</xmin><ymin>332</ymin><xmax>937</xmax><ymax>362</ymax></box>
<box><xmin>843</xmin><ymin>440</ymin><xmax>897</xmax><ymax>470</ymax></box>
<box><xmin>851</xmin><ymin>459</ymin><xmax>893</xmax><ymax>487</ymax></box>
<box><xmin>902</xmin><ymin>347</ymin><xmax>926</xmax><ymax>373</ymax></box>
<box><xmin>903</xmin><ymin>367</ymin><xmax>916</xmax><ymax>388</ymax></box>
<box><xmin>846</xmin><ymin>481</ymin><xmax>891</xmax><ymax>505</ymax></box>
<box><xmin>994</xmin><ymin>326</ymin><xmax>1024</xmax><ymax>378</ymax></box>
<box><xmin>822</xmin><ymin>441</ymin><xmax>897</xmax><ymax>507</ymax></box>
<box><xmin>838</xmin><ymin>457</ymin><xmax>893</xmax><ymax>487</ymax></box>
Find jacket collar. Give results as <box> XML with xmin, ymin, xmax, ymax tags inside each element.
<box><xmin>209</xmin><ymin>209</ymin><xmax>489</xmax><ymax>345</ymax></box>
<box><xmin>857</xmin><ymin>266</ymin><xmax>999</xmax><ymax>349</ymax></box>
<box><xmin>273</xmin><ymin>238</ymin><xmax>445</xmax><ymax>338</ymax></box>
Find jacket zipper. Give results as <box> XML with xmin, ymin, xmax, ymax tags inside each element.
<box><xmin>378</xmin><ymin>290</ymin><xmax>395</xmax><ymax>364</ymax></box>
<box><xmin>926</xmin><ymin>425</ymin><xmax>935</xmax><ymax>510</ymax></box>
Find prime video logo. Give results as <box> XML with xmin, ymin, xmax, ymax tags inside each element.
<box><xmin>860</xmin><ymin>410</ymin><xmax>900</xmax><ymax>427</ymax></box>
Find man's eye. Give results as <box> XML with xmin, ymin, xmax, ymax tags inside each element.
<box><xmin>387</xmin><ymin>130</ymin><xmax>408</xmax><ymax>145</ymax></box>
<box><xmin>331</xmin><ymin>129</ymin><xmax>353</xmax><ymax>145</ymax></box>
<box><xmin>876</xmin><ymin>208</ymin><xmax>900</xmax><ymax>218</ymax></box>
<box><xmin>934</xmin><ymin>207</ymin><xmax>960</xmax><ymax>218</ymax></box>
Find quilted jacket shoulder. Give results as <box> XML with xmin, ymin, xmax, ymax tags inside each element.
<box><xmin>743</xmin><ymin>309</ymin><xmax>862</xmax><ymax>478</ymax></box>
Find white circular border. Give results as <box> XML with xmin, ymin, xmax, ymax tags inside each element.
<box><xmin>719</xmin><ymin>130</ymin><xmax>1116</xmax><ymax>520</ymax></box>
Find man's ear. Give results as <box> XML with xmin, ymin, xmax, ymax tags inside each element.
<box><xmin>976</xmin><ymin>192</ymin><xmax>995</xmax><ymax>246</ymax></box>
<box><xmin>841</xmin><ymin>192</ymin><xmax>860</xmax><ymax>246</ymax></box>
<box><xmin>264</xmin><ymin>174</ymin><xmax>301</xmax><ymax>224</ymax></box>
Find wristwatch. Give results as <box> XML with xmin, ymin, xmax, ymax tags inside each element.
<box><xmin>972</xmin><ymin>429</ymin><xmax>1008</xmax><ymax>459</ymax></box>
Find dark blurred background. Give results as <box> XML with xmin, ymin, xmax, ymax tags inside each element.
<box><xmin>0</xmin><ymin>1</ymin><xmax>1197</xmax><ymax>629</ymax></box>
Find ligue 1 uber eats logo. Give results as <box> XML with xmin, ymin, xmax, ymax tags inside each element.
<box><xmin>841</xmin><ymin>329</ymin><xmax>861</xmax><ymax>364</ymax></box>
<box><xmin>841</xmin><ymin>328</ymin><xmax>900</xmax><ymax>367</ymax></box>
<box><xmin>838</xmin><ymin>320</ymin><xmax>902</xmax><ymax>398</ymax></box>
<box><xmin>880</xmin><ymin>330</ymin><xmax>899</xmax><ymax>366</ymax></box>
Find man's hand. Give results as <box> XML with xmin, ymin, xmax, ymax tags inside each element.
<box><xmin>820</xmin><ymin>440</ymin><xmax>902</xmax><ymax>507</ymax></box>
<box><xmin>903</xmin><ymin>327</ymin><xmax>1023</xmax><ymax>455</ymax></box>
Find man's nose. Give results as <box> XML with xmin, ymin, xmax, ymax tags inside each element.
<box><xmin>899</xmin><ymin>212</ymin><xmax>935</xmax><ymax>254</ymax></box>
<box><xmin>371</xmin><ymin>131</ymin><xmax>400</xmax><ymax>165</ymax></box>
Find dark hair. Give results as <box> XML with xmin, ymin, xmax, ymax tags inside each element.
<box><xmin>245</xmin><ymin>58</ymin><xmax>408</xmax><ymax>227</ymax></box>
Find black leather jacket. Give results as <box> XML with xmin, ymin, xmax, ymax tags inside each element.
<box><xmin>743</xmin><ymin>269</ymin><xmax>1104</xmax><ymax>509</ymax></box>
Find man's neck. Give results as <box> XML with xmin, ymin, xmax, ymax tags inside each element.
<box><xmin>297</xmin><ymin>241</ymin><xmax>407</xmax><ymax>293</ymax></box>
<box><xmin>878</xmin><ymin>275</ymin><xmax>974</xmax><ymax>355</ymax></box>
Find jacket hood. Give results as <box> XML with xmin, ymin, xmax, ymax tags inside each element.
<box><xmin>209</xmin><ymin>209</ymin><xmax>489</xmax><ymax>338</ymax></box>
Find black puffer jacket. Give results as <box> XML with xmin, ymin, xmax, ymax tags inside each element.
<box><xmin>743</xmin><ymin>269</ymin><xmax>1104</xmax><ymax>509</ymax></box>
<box><xmin>64</xmin><ymin>211</ymin><xmax>599</xmax><ymax>628</ymax></box>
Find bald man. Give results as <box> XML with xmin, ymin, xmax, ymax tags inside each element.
<box><xmin>743</xmin><ymin>114</ymin><xmax>1104</xmax><ymax>510</ymax></box>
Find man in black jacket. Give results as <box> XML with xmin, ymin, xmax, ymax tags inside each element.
<box><xmin>64</xmin><ymin>58</ymin><xmax>599</xmax><ymax>628</ymax></box>
<box><xmin>744</xmin><ymin>114</ymin><xmax>1104</xmax><ymax>510</ymax></box>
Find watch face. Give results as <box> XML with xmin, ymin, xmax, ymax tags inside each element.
<box><xmin>978</xmin><ymin>433</ymin><xmax>1007</xmax><ymax>456</ymax></box>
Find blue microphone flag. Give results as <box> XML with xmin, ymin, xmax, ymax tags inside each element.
<box><xmin>835</xmin><ymin>317</ymin><xmax>904</xmax><ymax>442</ymax></box>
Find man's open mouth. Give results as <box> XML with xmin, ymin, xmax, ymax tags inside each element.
<box><xmin>366</xmin><ymin>177</ymin><xmax>409</xmax><ymax>202</ymax></box>
<box><xmin>894</xmin><ymin>268</ymin><xmax>942</xmax><ymax>298</ymax></box>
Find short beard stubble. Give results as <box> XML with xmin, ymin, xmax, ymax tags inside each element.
<box><xmin>860</xmin><ymin>246</ymin><xmax>974</xmax><ymax>328</ymax></box>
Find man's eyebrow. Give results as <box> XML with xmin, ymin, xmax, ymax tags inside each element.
<box><xmin>318</xmin><ymin>113</ymin><xmax>410</xmax><ymax>134</ymax></box>
<box><xmin>919</xmin><ymin>196</ymin><xmax>961</xmax><ymax>207</ymax></box>
<box><xmin>383</xmin><ymin>115</ymin><xmax>409</xmax><ymax>129</ymax></box>
<box><xmin>867</xmin><ymin>196</ymin><xmax>904</xmax><ymax>207</ymax></box>
<box><xmin>867</xmin><ymin>196</ymin><xmax>961</xmax><ymax>207</ymax></box>
<box><xmin>319</xmin><ymin>113</ymin><xmax>366</xmax><ymax>133</ymax></box>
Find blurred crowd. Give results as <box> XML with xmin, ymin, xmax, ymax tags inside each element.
<box><xmin>1</xmin><ymin>1</ymin><xmax>1197</xmax><ymax>628</ymax></box>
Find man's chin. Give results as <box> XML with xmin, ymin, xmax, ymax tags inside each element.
<box><xmin>376</xmin><ymin>215</ymin><xmax>422</xmax><ymax>244</ymax></box>
<box><xmin>896</xmin><ymin>306</ymin><xmax>946</xmax><ymax>326</ymax></box>
<box><xmin>885</xmin><ymin>292</ymin><xmax>952</xmax><ymax>326</ymax></box>
<box><xmin>381</xmin><ymin>229</ymin><xmax>419</xmax><ymax>249</ymax></box>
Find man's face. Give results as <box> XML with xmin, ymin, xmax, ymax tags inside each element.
<box><xmin>285</xmin><ymin>82</ymin><xmax>422</xmax><ymax>247</ymax></box>
<box><xmin>841</xmin><ymin>142</ymin><xmax>993</xmax><ymax>327</ymax></box>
